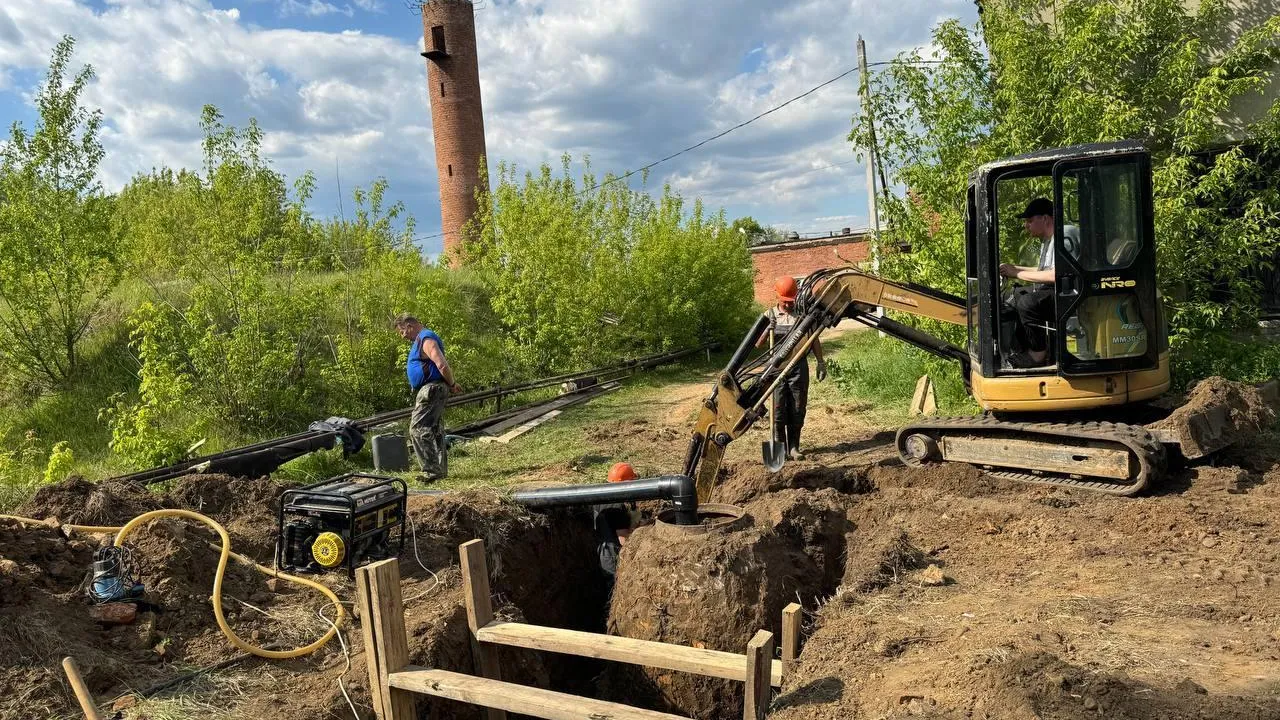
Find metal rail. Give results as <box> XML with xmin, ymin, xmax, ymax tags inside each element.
<box><xmin>110</xmin><ymin>343</ymin><xmax>716</xmax><ymax>485</ymax></box>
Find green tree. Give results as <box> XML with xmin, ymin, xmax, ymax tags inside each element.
<box><xmin>0</xmin><ymin>36</ymin><xmax>119</xmax><ymax>387</ymax></box>
<box><xmin>464</xmin><ymin>156</ymin><xmax>754</xmax><ymax>374</ymax></box>
<box><xmin>854</xmin><ymin>0</ymin><xmax>1280</xmax><ymax>372</ymax></box>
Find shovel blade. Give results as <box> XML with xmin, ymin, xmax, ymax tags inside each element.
<box><xmin>762</xmin><ymin>440</ymin><xmax>787</xmax><ymax>472</ymax></box>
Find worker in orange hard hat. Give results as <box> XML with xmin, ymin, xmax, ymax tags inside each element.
<box><xmin>596</xmin><ymin>462</ymin><xmax>641</xmax><ymax>583</ymax></box>
<box><xmin>756</xmin><ymin>275</ymin><xmax>826</xmax><ymax>461</ymax></box>
<box><xmin>607</xmin><ymin>462</ymin><xmax>637</xmax><ymax>483</ymax></box>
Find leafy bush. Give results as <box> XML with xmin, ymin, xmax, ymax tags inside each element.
<box><xmin>826</xmin><ymin>333</ymin><xmax>975</xmax><ymax>415</ymax></box>
<box><xmin>464</xmin><ymin>157</ymin><xmax>756</xmax><ymax>374</ymax></box>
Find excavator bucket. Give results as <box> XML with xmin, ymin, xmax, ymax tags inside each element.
<box><xmin>1148</xmin><ymin>378</ymin><xmax>1279</xmax><ymax>460</ymax></box>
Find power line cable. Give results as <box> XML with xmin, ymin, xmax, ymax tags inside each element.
<box><xmin>577</xmin><ymin>59</ymin><xmax>943</xmax><ymax>196</ymax></box>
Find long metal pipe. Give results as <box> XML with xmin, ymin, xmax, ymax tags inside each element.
<box><xmin>111</xmin><ymin>343</ymin><xmax>716</xmax><ymax>485</ymax></box>
<box><xmin>511</xmin><ymin>475</ymin><xmax>698</xmax><ymax>525</ymax></box>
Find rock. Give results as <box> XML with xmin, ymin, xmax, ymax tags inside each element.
<box><xmin>1083</xmin><ymin>696</ymin><xmax>1098</xmax><ymax>710</ymax></box>
<box><xmin>0</xmin><ymin>558</ymin><xmax>19</xmax><ymax>576</ymax></box>
<box><xmin>250</xmin><ymin>591</ymin><xmax>273</xmax><ymax>605</ymax></box>
<box><xmin>920</xmin><ymin>564</ymin><xmax>947</xmax><ymax>587</ymax></box>
<box><xmin>1175</xmin><ymin>677</ymin><xmax>1208</xmax><ymax>695</ymax></box>
<box><xmin>1202</xmin><ymin>536</ymin><xmax>1219</xmax><ymax>548</ymax></box>
<box><xmin>89</xmin><ymin>602</ymin><xmax>138</xmax><ymax>626</ymax></box>
<box><xmin>111</xmin><ymin>695</ymin><xmax>138</xmax><ymax>712</ymax></box>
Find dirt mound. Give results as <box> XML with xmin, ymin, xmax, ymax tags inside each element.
<box><xmin>868</xmin><ymin>460</ymin><xmax>1019</xmax><ymax>497</ymax></box>
<box><xmin>977</xmin><ymin>651</ymin><xmax>1280</xmax><ymax>720</ymax></box>
<box><xmin>165</xmin><ymin>473</ymin><xmax>288</xmax><ymax>558</ymax></box>
<box><xmin>745</xmin><ymin>488</ymin><xmax>852</xmax><ymax>592</ymax></box>
<box><xmin>18</xmin><ymin>476</ymin><xmax>163</xmax><ymax>526</ymax></box>
<box><xmin>605</xmin><ymin>499</ymin><xmax>848</xmax><ymax>719</ymax></box>
<box><xmin>838</xmin><ymin>528</ymin><xmax>930</xmax><ymax>594</ymax></box>
<box><xmin>586</xmin><ymin>417</ymin><xmax>683</xmax><ymax>444</ymax></box>
<box><xmin>712</xmin><ymin>460</ymin><xmax>877</xmax><ymax>505</ymax></box>
<box><xmin>1152</xmin><ymin>376</ymin><xmax>1279</xmax><ymax>459</ymax></box>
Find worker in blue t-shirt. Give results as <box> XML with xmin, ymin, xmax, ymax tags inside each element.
<box><xmin>395</xmin><ymin>314</ymin><xmax>462</xmax><ymax>480</ymax></box>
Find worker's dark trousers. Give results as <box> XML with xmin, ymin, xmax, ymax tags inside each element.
<box><xmin>1012</xmin><ymin>286</ymin><xmax>1055</xmax><ymax>353</ymax></box>
<box><xmin>410</xmin><ymin>382</ymin><xmax>448</xmax><ymax>479</ymax></box>
<box><xmin>773</xmin><ymin>361</ymin><xmax>810</xmax><ymax>452</ymax></box>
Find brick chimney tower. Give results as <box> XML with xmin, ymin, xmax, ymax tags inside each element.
<box><xmin>421</xmin><ymin>0</ymin><xmax>488</xmax><ymax>262</ymax></box>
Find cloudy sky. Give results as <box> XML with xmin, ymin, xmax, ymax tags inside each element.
<box><xmin>0</xmin><ymin>0</ymin><xmax>979</xmax><ymax>256</ymax></box>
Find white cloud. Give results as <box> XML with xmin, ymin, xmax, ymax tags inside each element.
<box><xmin>278</xmin><ymin>0</ymin><xmax>354</xmax><ymax>18</ymax></box>
<box><xmin>0</xmin><ymin>0</ymin><xmax>979</xmax><ymax>251</ymax></box>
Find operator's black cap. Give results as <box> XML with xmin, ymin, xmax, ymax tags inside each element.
<box><xmin>1018</xmin><ymin>198</ymin><xmax>1053</xmax><ymax>218</ymax></box>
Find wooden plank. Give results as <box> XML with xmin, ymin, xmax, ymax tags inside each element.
<box><xmin>356</xmin><ymin>559</ymin><xmax>416</xmax><ymax>720</ymax></box>
<box><xmin>743</xmin><ymin>630</ymin><xmax>774</xmax><ymax>720</ymax></box>
<box><xmin>478</xmin><ymin>383</ymin><xmax>618</xmax><ymax>436</ymax></box>
<box><xmin>781</xmin><ymin>603</ymin><xmax>802</xmax><ymax>681</ymax></box>
<box><xmin>61</xmin><ymin>657</ymin><xmax>102</xmax><ymax>720</ymax></box>
<box><xmin>460</xmin><ymin>540</ymin><xmax>507</xmax><ymax>720</ymax></box>
<box><xmin>355</xmin><ymin>566</ymin><xmax>386</xmax><ymax>720</ymax></box>
<box><xmin>941</xmin><ymin>435</ymin><xmax>1131</xmax><ymax>479</ymax></box>
<box><xmin>477</xmin><ymin>621</ymin><xmax>784</xmax><ymax>687</ymax></box>
<box><xmin>389</xmin><ymin>667</ymin><xmax>692</xmax><ymax>720</ymax></box>
<box><xmin>479</xmin><ymin>410</ymin><xmax>561</xmax><ymax>444</ymax></box>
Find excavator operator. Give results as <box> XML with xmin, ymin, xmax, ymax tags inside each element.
<box><xmin>756</xmin><ymin>276</ymin><xmax>827</xmax><ymax>460</ymax></box>
<box><xmin>1000</xmin><ymin>198</ymin><xmax>1058</xmax><ymax>368</ymax></box>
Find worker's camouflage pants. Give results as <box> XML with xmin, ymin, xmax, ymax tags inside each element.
<box><xmin>410</xmin><ymin>382</ymin><xmax>449</xmax><ymax>479</ymax></box>
<box><xmin>773</xmin><ymin>360</ymin><xmax>810</xmax><ymax>452</ymax></box>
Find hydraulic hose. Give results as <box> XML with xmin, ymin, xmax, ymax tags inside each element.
<box><xmin>1</xmin><ymin>510</ymin><xmax>342</xmax><ymax>659</ymax></box>
<box><xmin>510</xmin><ymin>475</ymin><xmax>698</xmax><ymax>525</ymax></box>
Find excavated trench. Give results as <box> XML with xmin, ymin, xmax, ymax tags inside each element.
<box><xmin>2</xmin><ymin>467</ymin><xmax>857</xmax><ymax>719</ymax></box>
<box><xmin>396</xmin><ymin>467</ymin><xmax>856</xmax><ymax>720</ymax></box>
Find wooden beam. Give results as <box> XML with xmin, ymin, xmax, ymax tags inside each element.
<box><xmin>61</xmin><ymin>657</ymin><xmax>102</xmax><ymax>720</ymax></box>
<box><xmin>389</xmin><ymin>667</ymin><xmax>692</xmax><ymax>720</ymax></box>
<box><xmin>781</xmin><ymin>603</ymin><xmax>802</xmax><ymax>681</ymax></box>
<box><xmin>743</xmin><ymin>630</ymin><xmax>774</xmax><ymax>720</ymax></box>
<box><xmin>477</xmin><ymin>620</ymin><xmax>783</xmax><ymax>687</ymax></box>
<box><xmin>460</xmin><ymin>540</ymin><xmax>508</xmax><ymax>720</ymax></box>
<box><xmin>941</xmin><ymin>435</ymin><xmax>1131</xmax><ymax>479</ymax></box>
<box><xmin>356</xmin><ymin>559</ymin><xmax>416</xmax><ymax>720</ymax></box>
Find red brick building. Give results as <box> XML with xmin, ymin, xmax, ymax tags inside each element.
<box><xmin>749</xmin><ymin>230</ymin><xmax>871</xmax><ymax>306</ymax></box>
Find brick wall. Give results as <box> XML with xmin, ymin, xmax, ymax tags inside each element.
<box><xmin>750</xmin><ymin>234</ymin><xmax>871</xmax><ymax>306</ymax></box>
<box><xmin>422</xmin><ymin>0</ymin><xmax>488</xmax><ymax>262</ymax></box>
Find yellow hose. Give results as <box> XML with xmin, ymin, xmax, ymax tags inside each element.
<box><xmin>1</xmin><ymin>510</ymin><xmax>343</xmax><ymax>659</ymax></box>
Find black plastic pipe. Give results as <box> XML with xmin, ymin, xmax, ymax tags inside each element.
<box><xmin>510</xmin><ymin>475</ymin><xmax>698</xmax><ymax>526</ymax></box>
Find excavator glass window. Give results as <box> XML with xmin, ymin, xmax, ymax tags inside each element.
<box><xmin>991</xmin><ymin>172</ymin><xmax>1059</xmax><ymax>371</ymax></box>
<box><xmin>1054</xmin><ymin>160</ymin><xmax>1154</xmax><ymax>365</ymax></box>
<box><xmin>1051</xmin><ymin>154</ymin><xmax>1160</xmax><ymax>374</ymax></box>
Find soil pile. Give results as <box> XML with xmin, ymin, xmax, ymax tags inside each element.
<box><xmin>1151</xmin><ymin>376</ymin><xmax>1279</xmax><ymax>459</ymax></box>
<box><xmin>605</xmin><ymin>491</ymin><xmax>850</xmax><ymax>719</ymax></box>
<box><xmin>711</xmin><ymin>459</ymin><xmax>876</xmax><ymax>505</ymax></box>
<box><xmin>18</xmin><ymin>476</ymin><xmax>163</xmax><ymax>527</ymax></box>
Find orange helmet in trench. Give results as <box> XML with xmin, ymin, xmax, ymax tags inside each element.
<box><xmin>607</xmin><ymin>462</ymin><xmax>638</xmax><ymax>483</ymax></box>
<box><xmin>775</xmin><ymin>276</ymin><xmax>798</xmax><ymax>302</ymax></box>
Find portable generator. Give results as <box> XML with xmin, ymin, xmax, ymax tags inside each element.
<box><xmin>276</xmin><ymin>473</ymin><xmax>407</xmax><ymax>577</ymax></box>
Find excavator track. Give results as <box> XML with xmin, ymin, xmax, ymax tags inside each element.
<box><xmin>896</xmin><ymin>417</ymin><xmax>1166</xmax><ymax>496</ymax></box>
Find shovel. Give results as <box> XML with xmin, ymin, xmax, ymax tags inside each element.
<box><xmin>762</xmin><ymin>318</ymin><xmax>787</xmax><ymax>472</ymax></box>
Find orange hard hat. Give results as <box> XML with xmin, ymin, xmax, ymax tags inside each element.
<box><xmin>607</xmin><ymin>462</ymin><xmax>638</xmax><ymax>483</ymax></box>
<box><xmin>775</xmin><ymin>276</ymin><xmax>798</xmax><ymax>301</ymax></box>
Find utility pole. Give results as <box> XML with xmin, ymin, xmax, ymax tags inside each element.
<box><xmin>857</xmin><ymin>35</ymin><xmax>881</xmax><ymax>271</ymax></box>
<box><xmin>858</xmin><ymin>35</ymin><xmax>885</xmax><ymax>329</ymax></box>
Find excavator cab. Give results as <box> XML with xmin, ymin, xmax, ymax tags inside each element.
<box><xmin>966</xmin><ymin>141</ymin><xmax>1170</xmax><ymax>410</ymax></box>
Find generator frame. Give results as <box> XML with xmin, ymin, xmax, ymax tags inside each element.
<box><xmin>276</xmin><ymin>472</ymin><xmax>408</xmax><ymax>577</ymax></box>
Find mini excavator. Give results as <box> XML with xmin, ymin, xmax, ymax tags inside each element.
<box><xmin>685</xmin><ymin>140</ymin><xmax>1256</xmax><ymax>499</ymax></box>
